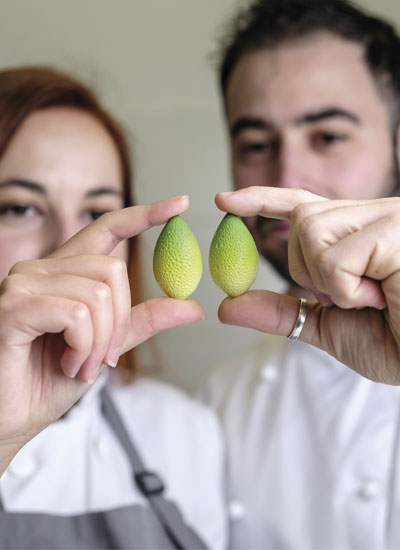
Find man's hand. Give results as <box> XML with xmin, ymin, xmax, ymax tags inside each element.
<box><xmin>215</xmin><ymin>186</ymin><xmax>400</xmax><ymax>385</ymax></box>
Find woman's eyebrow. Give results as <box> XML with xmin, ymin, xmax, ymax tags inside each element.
<box><xmin>0</xmin><ymin>178</ymin><xmax>47</xmax><ymax>195</ymax></box>
<box><xmin>85</xmin><ymin>187</ymin><xmax>124</xmax><ymax>199</ymax></box>
<box><xmin>0</xmin><ymin>179</ymin><xmax>123</xmax><ymax>200</ymax></box>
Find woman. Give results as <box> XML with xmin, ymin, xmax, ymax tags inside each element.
<box><xmin>0</xmin><ymin>67</ymin><xmax>226</xmax><ymax>549</ymax></box>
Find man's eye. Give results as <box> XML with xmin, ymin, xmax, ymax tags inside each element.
<box><xmin>314</xmin><ymin>133</ymin><xmax>346</xmax><ymax>147</ymax></box>
<box><xmin>238</xmin><ymin>141</ymin><xmax>276</xmax><ymax>157</ymax></box>
<box><xmin>244</xmin><ymin>142</ymin><xmax>268</xmax><ymax>152</ymax></box>
<box><xmin>0</xmin><ymin>204</ymin><xmax>38</xmax><ymax>217</ymax></box>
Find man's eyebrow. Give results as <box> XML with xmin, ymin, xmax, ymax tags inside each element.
<box><xmin>0</xmin><ymin>178</ymin><xmax>47</xmax><ymax>195</ymax></box>
<box><xmin>295</xmin><ymin>107</ymin><xmax>360</xmax><ymax>125</ymax></box>
<box><xmin>230</xmin><ymin>108</ymin><xmax>360</xmax><ymax>138</ymax></box>
<box><xmin>230</xmin><ymin>117</ymin><xmax>272</xmax><ymax>138</ymax></box>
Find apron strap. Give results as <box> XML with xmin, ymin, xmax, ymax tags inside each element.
<box><xmin>100</xmin><ymin>386</ymin><xmax>207</xmax><ymax>550</ymax></box>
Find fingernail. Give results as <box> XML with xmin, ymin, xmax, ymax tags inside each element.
<box><xmin>218</xmin><ymin>192</ymin><xmax>234</xmax><ymax>197</ymax></box>
<box><xmin>106</xmin><ymin>348</ymin><xmax>121</xmax><ymax>368</ymax></box>
<box><xmin>84</xmin><ymin>362</ymin><xmax>107</xmax><ymax>385</ymax></box>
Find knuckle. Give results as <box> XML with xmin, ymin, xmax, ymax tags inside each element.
<box><xmin>296</xmin><ymin>215</ymin><xmax>318</xmax><ymax>242</ymax></box>
<box><xmin>0</xmin><ymin>273</ymin><xmax>25</xmax><ymax>296</ymax></box>
<box><xmin>315</xmin><ymin>250</ymin><xmax>352</xmax><ymax>307</ymax></box>
<box><xmin>290</xmin><ymin>204</ymin><xmax>310</xmax><ymax>227</ymax></box>
<box><xmin>107</xmin><ymin>256</ymin><xmax>127</xmax><ymax>278</ymax></box>
<box><xmin>8</xmin><ymin>259</ymin><xmax>31</xmax><ymax>276</ymax></box>
<box><xmin>93</xmin><ymin>282</ymin><xmax>111</xmax><ymax>302</ymax></box>
<box><xmin>71</xmin><ymin>303</ymin><xmax>89</xmax><ymax>322</ymax></box>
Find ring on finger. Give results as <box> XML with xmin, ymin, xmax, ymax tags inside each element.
<box><xmin>287</xmin><ymin>298</ymin><xmax>307</xmax><ymax>341</ymax></box>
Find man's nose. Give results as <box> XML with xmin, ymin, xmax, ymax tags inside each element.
<box><xmin>273</xmin><ymin>141</ymin><xmax>313</xmax><ymax>190</ymax></box>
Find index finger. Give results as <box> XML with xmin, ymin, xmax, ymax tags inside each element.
<box><xmin>49</xmin><ymin>196</ymin><xmax>190</xmax><ymax>260</ymax></box>
<box><xmin>215</xmin><ymin>187</ymin><xmax>327</xmax><ymax>219</ymax></box>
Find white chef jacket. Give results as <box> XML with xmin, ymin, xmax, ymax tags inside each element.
<box><xmin>0</xmin><ymin>370</ymin><xmax>228</xmax><ymax>550</ymax></box>
<box><xmin>202</xmin><ymin>334</ymin><xmax>400</xmax><ymax>550</ymax></box>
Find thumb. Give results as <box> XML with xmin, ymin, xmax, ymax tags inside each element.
<box><xmin>121</xmin><ymin>297</ymin><xmax>204</xmax><ymax>352</ymax></box>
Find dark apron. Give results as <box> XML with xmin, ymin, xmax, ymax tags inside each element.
<box><xmin>0</xmin><ymin>387</ymin><xmax>208</xmax><ymax>550</ymax></box>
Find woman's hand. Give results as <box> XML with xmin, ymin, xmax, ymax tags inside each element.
<box><xmin>0</xmin><ymin>196</ymin><xmax>203</xmax><ymax>472</ymax></box>
<box><xmin>215</xmin><ymin>186</ymin><xmax>400</xmax><ymax>385</ymax></box>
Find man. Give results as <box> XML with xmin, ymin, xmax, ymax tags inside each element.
<box><xmin>203</xmin><ymin>1</ymin><xmax>400</xmax><ymax>548</ymax></box>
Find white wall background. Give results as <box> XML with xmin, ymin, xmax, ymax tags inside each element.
<box><xmin>0</xmin><ymin>0</ymin><xmax>399</xmax><ymax>393</ymax></box>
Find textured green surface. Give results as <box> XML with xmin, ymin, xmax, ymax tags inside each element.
<box><xmin>209</xmin><ymin>213</ymin><xmax>258</xmax><ymax>297</ymax></box>
<box><xmin>153</xmin><ymin>215</ymin><xmax>203</xmax><ymax>299</ymax></box>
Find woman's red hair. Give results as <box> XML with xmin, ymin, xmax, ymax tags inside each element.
<box><xmin>0</xmin><ymin>66</ymin><xmax>139</xmax><ymax>375</ymax></box>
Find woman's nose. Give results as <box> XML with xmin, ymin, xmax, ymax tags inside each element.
<box><xmin>41</xmin><ymin>217</ymin><xmax>83</xmax><ymax>257</ymax></box>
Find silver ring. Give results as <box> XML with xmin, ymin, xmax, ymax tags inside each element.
<box><xmin>287</xmin><ymin>298</ymin><xmax>307</xmax><ymax>341</ymax></box>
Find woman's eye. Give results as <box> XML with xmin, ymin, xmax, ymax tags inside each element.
<box><xmin>84</xmin><ymin>204</ymin><xmax>122</xmax><ymax>223</ymax></box>
<box><xmin>0</xmin><ymin>204</ymin><xmax>38</xmax><ymax>218</ymax></box>
<box><xmin>87</xmin><ymin>210</ymin><xmax>108</xmax><ymax>221</ymax></box>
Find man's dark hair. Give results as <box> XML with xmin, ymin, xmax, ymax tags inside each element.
<box><xmin>219</xmin><ymin>0</ymin><xmax>400</xmax><ymax>123</ymax></box>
